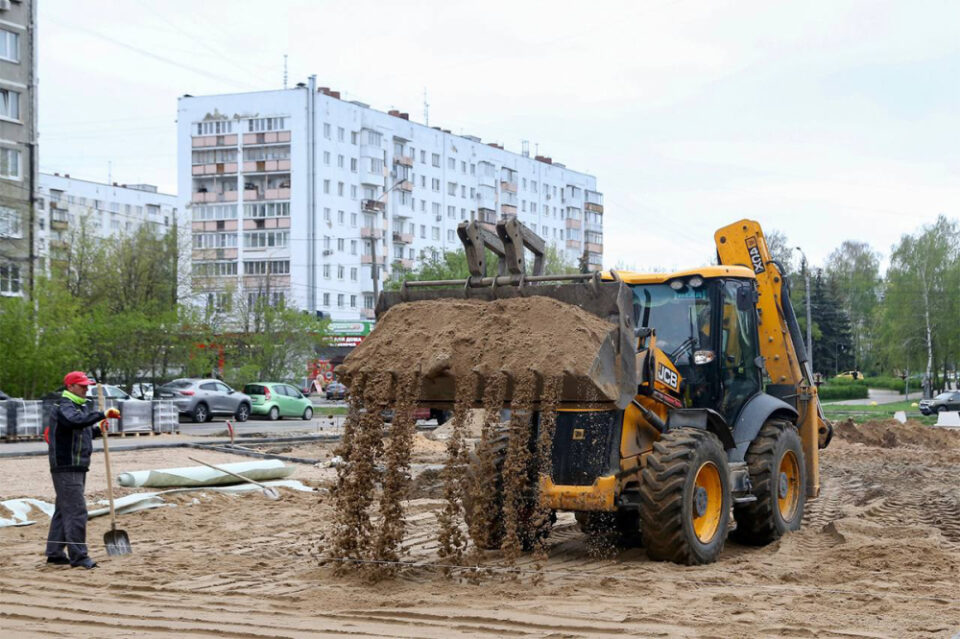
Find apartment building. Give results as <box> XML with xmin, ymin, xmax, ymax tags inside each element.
<box><xmin>177</xmin><ymin>79</ymin><xmax>604</xmax><ymax>321</ymax></box>
<box><xmin>34</xmin><ymin>173</ymin><xmax>179</xmax><ymax>274</ymax></box>
<box><xmin>0</xmin><ymin>0</ymin><xmax>35</xmax><ymax>297</ymax></box>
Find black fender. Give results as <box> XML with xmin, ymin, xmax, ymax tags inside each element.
<box><xmin>666</xmin><ymin>407</ymin><xmax>736</xmax><ymax>451</ymax></box>
<box><xmin>729</xmin><ymin>392</ymin><xmax>798</xmax><ymax>462</ymax></box>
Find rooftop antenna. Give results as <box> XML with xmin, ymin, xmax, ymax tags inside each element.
<box><xmin>522</xmin><ymin>140</ymin><xmax>529</xmax><ymax>157</ymax></box>
<box><xmin>108</xmin><ymin>160</ymin><xmax>112</xmax><ymax>185</ymax></box>
<box><xmin>535</xmin><ymin>142</ymin><xmax>540</xmax><ymax>156</ymax></box>
<box><xmin>423</xmin><ymin>87</ymin><xmax>429</xmax><ymax>126</ymax></box>
<box><xmin>283</xmin><ymin>54</ymin><xmax>288</xmax><ymax>89</ymax></box>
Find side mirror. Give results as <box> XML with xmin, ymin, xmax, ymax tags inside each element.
<box><xmin>736</xmin><ymin>285</ymin><xmax>758</xmax><ymax>311</ymax></box>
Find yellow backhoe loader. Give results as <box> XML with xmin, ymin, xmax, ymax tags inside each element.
<box><xmin>341</xmin><ymin>218</ymin><xmax>832</xmax><ymax>565</ymax></box>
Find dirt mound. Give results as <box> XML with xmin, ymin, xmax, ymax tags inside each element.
<box><xmin>834</xmin><ymin>418</ymin><xmax>960</xmax><ymax>449</ymax></box>
<box><xmin>339</xmin><ymin>297</ymin><xmax>618</xmax><ymax>393</ymax></box>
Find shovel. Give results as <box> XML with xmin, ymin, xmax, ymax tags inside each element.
<box><xmin>97</xmin><ymin>382</ymin><xmax>132</xmax><ymax>555</ymax></box>
<box><xmin>187</xmin><ymin>456</ymin><xmax>281</xmax><ymax>500</ymax></box>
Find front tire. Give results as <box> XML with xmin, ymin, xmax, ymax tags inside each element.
<box><xmin>639</xmin><ymin>428</ymin><xmax>731</xmax><ymax>565</ymax></box>
<box><xmin>733</xmin><ymin>419</ymin><xmax>806</xmax><ymax>545</ymax></box>
<box><xmin>302</xmin><ymin>407</ymin><xmax>313</xmax><ymax>421</ymax></box>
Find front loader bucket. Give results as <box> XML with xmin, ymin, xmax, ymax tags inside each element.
<box><xmin>338</xmin><ymin>278</ymin><xmax>637</xmax><ymax>409</ymax></box>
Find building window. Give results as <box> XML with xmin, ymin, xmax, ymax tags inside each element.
<box><xmin>337</xmin><ymin>182</ymin><xmax>344</xmax><ymax>196</ymax></box>
<box><xmin>350</xmin><ymin>267</ymin><xmax>358</xmax><ymax>281</ymax></box>
<box><xmin>195</xmin><ymin>120</ymin><xmax>234</xmax><ymax>135</ymax></box>
<box><xmin>350</xmin><ymin>158</ymin><xmax>357</xmax><ymax>172</ymax></box>
<box><xmin>0</xmin><ymin>205</ymin><xmax>21</xmax><ymax>237</ymax></box>
<box><xmin>0</xmin><ymin>30</ymin><xmax>19</xmax><ymax>63</ymax></box>
<box><xmin>243</xmin><ymin>230</ymin><xmax>289</xmax><ymax>248</ymax></box>
<box><xmin>192</xmin><ymin>261</ymin><xmax>238</xmax><ymax>277</ymax></box>
<box><xmin>323</xmin><ymin>292</ymin><xmax>330</xmax><ymax>306</ymax></box>
<box><xmin>243</xmin><ymin>260</ymin><xmax>289</xmax><ymax>275</ymax></box>
<box><xmin>0</xmin><ymin>147</ymin><xmax>20</xmax><ymax>179</ymax></box>
<box><xmin>350</xmin><ymin>239</ymin><xmax>357</xmax><ymax>255</ymax></box>
<box><xmin>431</xmin><ymin>178</ymin><xmax>440</xmax><ymax>192</ymax></box>
<box><xmin>351</xmin><ymin>131</ymin><xmax>358</xmax><ymax>144</ymax></box>
<box><xmin>350</xmin><ymin>213</ymin><xmax>357</xmax><ymax>227</ymax></box>
<box><xmin>431</xmin><ymin>153</ymin><xmax>440</xmax><ymax>167</ymax></box>
<box><xmin>337</xmin><ymin>154</ymin><xmax>344</xmax><ymax>168</ymax></box>
<box><xmin>447</xmin><ymin>157</ymin><xmax>455</xmax><ymax>170</ymax></box>
<box><xmin>350</xmin><ymin>295</ymin><xmax>357</xmax><ymax>308</ymax></box>
<box><xmin>337</xmin><ymin>238</ymin><xmax>345</xmax><ymax>251</ymax></box>
<box><xmin>432</xmin><ymin>226</ymin><xmax>440</xmax><ymax>241</ymax></box>
<box><xmin>323</xmin><ymin>151</ymin><xmax>330</xmax><ymax>165</ymax></box>
<box><xmin>447</xmin><ymin>182</ymin><xmax>457</xmax><ymax>196</ymax></box>
<box><xmin>338</xmin><ymin>210</ymin><xmax>344</xmax><ymax>224</ymax></box>
<box><xmin>337</xmin><ymin>126</ymin><xmax>345</xmax><ymax>141</ymax></box>
<box><xmin>337</xmin><ymin>294</ymin><xmax>344</xmax><ymax>308</ymax></box>
<box><xmin>447</xmin><ymin>205</ymin><xmax>455</xmax><ymax>219</ymax></box>
<box><xmin>323</xmin><ymin>123</ymin><xmax>331</xmax><ymax>138</ymax></box>
<box><xmin>247</xmin><ymin>117</ymin><xmax>286</xmax><ymax>132</ymax></box>
<box><xmin>323</xmin><ymin>264</ymin><xmax>330</xmax><ymax>278</ymax></box>
<box><xmin>337</xmin><ymin>265</ymin><xmax>344</xmax><ymax>279</ymax></box>
<box><xmin>0</xmin><ymin>89</ymin><xmax>19</xmax><ymax>120</ymax></box>
<box><xmin>323</xmin><ymin>179</ymin><xmax>330</xmax><ymax>194</ymax></box>
<box><xmin>447</xmin><ymin>229</ymin><xmax>454</xmax><ymax>242</ymax></box>
<box><xmin>350</xmin><ymin>185</ymin><xmax>357</xmax><ymax>199</ymax></box>
<box><xmin>243</xmin><ymin>202</ymin><xmax>290</xmax><ymax>218</ymax></box>
<box><xmin>0</xmin><ymin>263</ymin><xmax>21</xmax><ymax>295</ymax></box>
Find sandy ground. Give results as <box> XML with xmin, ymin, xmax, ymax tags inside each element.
<box><xmin>2</xmin><ymin>421</ymin><xmax>959</xmax><ymax>638</ymax></box>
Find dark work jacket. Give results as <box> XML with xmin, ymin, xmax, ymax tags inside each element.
<box><xmin>47</xmin><ymin>396</ymin><xmax>105</xmax><ymax>473</ymax></box>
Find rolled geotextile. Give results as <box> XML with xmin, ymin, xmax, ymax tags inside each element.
<box><xmin>116</xmin><ymin>459</ymin><xmax>294</xmax><ymax>488</ymax></box>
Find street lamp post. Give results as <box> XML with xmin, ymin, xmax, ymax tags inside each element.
<box><xmin>795</xmin><ymin>246</ymin><xmax>813</xmax><ymax>374</ymax></box>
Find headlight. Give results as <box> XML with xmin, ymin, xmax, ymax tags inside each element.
<box><xmin>688</xmin><ymin>276</ymin><xmax>704</xmax><ymax>288</ymax></box>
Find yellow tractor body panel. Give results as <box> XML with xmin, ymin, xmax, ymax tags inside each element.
<box><xmin>541</xmin><ymin>474</ymin><xmax>618</xmax><ymax>511</ymax></box>
<box><xmin>602</xmin><ymin>265</ymin><xmax>756</xmax><ymax>285</ymax></box>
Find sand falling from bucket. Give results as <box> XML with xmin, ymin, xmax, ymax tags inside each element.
<box><xmin>436</xmin><ymin>374</ymin><xmax>477</xmax><ymax>567</ymax></box>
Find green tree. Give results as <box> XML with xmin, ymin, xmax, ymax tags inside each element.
<box><xmin>878</xmin><ymin>216</ymin><xmax>959</xmax><ymax>388</ymax></box>
<box><xmin>823</xmin><ymin>241</ymin><xmax>881</xmax><ymax>372</ymax></box>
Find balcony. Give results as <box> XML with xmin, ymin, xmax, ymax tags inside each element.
<box><xmin>242</xmin><ymin>160</ymin><xmax>291</xmax><ymax>173</ymax></box>
<box><xmin>360</xmin><ymin>227</ymin><xmax>382</xmax><ymax>240</ymax></box>
<box><xmin>565</xmin><ymin>218</ymin><xmax>582</xmax><ymax>230</ymax></box>
<box><xmin>585</xmin><ymin>242</ymin><xmax>603</xmax><ymax>254</ymax></box>
<box><xmin>584</xmin><ymin>220</ymin><xmax>603</xmax><ymax>234</ymax></box>
<box><xmin>192</xmin><ymin>134</ymin><xmax>238</xmax><ymax>148</ymax></box>
<box><xmin>361</xmin><ymin>254</ymin><xmax>386</xmax><ymax>266</ymax></box>
<box><xmin>393</xmin><ymin>154</ymin><xmax>413</xmax><ymax>167</ymax></box>
<box><xmin>360</xmin><ymin>308</ymin><xmax>376</xmax><ymax>320</ymax></box>
<box><xmin>392</xmin><ymin>231</ymin><xmax>413</xmax><ymax>244</ymax></box>
<box><xmin>585</xmin><ymin>201</ymin><xmax>604</xmax><ymax>213</ymax></box>
<box><xmin>396</xmin><ymin>179</ymin><xmax>413</xmax><ymax>192</ymax></box>
<box><xmin>242</xmin><ymin>131</ymin><xmax>291</xmax><ymax>145</ymax></box>
<box><xmin>501</xmin><ymin>204</ymin><xmax>517</xmax><ymax>216</ymax></box>
<box><xmin>478</xmin><ymin>208</ymin><xmax>497</xmax><ymax>224</ymax></box>
<box><xmin>362</xmin><ymin>199</ymin><xmax>386</xmax><ymax>213</ymax></box>
<box><xmin>192</xmin><ymin>191</ymin><xmax>238</xmax><ymax>203</ymax></box>
<box><xmin>500</xmin><ymin>180</ymin><xmax>517</xmax><ymax>194</ymax></box>
<box><xmin>566</xmin><ymin>239</ymin><xmax>581</xmax><ymax>250</ymax></box>
<box><xmin>50</xmin><ymin>214</ymin><xmax>68</xmax><ymax>231</ymax></box>
<box><xmin>192</xmin><ymin>162</ymin><xmax>238</xmax><ymax>175</ymax></box>
<box><xmin>394</xmin><ymin>258</ymin><xmax>414</xmax><ymax>270</ymax></box>
<box><xmin>264</xmin><ymin>187</ymin><xmax>291</xmax><ymax>200</ymax></box>
<box><xmin>192</xmin><ymin>248</ymin><xmax>238</xmax><ymax>261</ymax></box>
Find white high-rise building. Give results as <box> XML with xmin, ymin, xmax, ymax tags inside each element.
<box><xmin>177</xmin><ymin>81</ymin><xmax>604</xmax><ymax>320</ymax></box>
<box><xmin>35</xmin><ymin>173</ymin><xmax>179</xmax><ymax>275</ymax></box>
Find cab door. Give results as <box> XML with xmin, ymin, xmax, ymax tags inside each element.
<box><xmin>719</xmin><ymin>280</ymin><xmax>763</xmax><ymax>423</ymax></box>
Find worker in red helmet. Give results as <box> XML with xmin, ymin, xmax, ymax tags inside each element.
<box><xmin>44</xmin><ymin>371</ymin><xmax>120</xmax><ymax>569</ymax></box>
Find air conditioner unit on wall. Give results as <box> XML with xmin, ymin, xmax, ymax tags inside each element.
<box><xmin>0</xmin><ymin>1</ymin><xmax>11</xmax><ymax>11</ymax></box>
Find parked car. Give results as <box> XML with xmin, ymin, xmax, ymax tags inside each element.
<box><xmin>244</xmin><ymin>382</ymin><xmax>314</xmax><ymax>421</ymax></box>
<box><xmin>381</xmin><ymin>406</ymin><xmax>431</xmax><ymax>423</ymax></box>
<box><xmin>156</xmin><ymin>378</ymin><xmax>252</xmax><ymax>423</ymax></box>
<box><xmin>85</xmin><ymin>384</ymin><xmax>135</xmax><ymax>401</ymax></box>
<box><xmin>835</xmin><ymin>371</ymin><xmax>863</xmax><ymax>381</ymax></box>
<box><xmin>129</xmin><ymin>382</ymin><xmax>154</xmax><ymax>400</ymax></box>
<box><xmin>325</xmin><ymin>381</ymin><xmax>348</xmax><ymax>401</ymax></box>
<box><xmin>919</xmin><ymin>391</ymin><xmax>960</xmax><ymax>415</ymax></box>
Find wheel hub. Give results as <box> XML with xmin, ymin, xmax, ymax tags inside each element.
<box><xmin>778</xmin><ymin>472</ymin><xmax>788</xmax><ymax>499</ymax></box>
<box><xmin>694</xmin><ymin>486</ymin><xmax>708</xmax><ymax>517</ymax></box>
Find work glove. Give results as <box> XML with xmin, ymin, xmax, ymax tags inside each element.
<box><xmin>105</xmin><ymin>408</ymin><xmax>120</xmax><ymax>419</ymax></box>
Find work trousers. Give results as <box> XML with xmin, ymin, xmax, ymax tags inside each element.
<box><xmin>45</xmin><ymin>471</ymin><xmax>89</xmax><ymax>564</ymax></box>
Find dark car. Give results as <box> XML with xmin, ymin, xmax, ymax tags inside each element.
<box><xmin>325</xmin><ymin>381</ymin><xmax>348</xmax><ymax>401</ymax></box>
<box><xmin>919</xmin><ymin>391</ymin><xmax>960</xmax><ymax>415</ymax></box>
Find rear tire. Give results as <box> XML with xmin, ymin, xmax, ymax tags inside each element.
<box><xmin>235</xmin><ymin>403</ymin><xmax>250</xmax><ymax>423</ymax></box>
<box><xmin>268</xmin><ymin>406</ymin><xmax>280</xmax><ymax>421</ymax></box>
<box><xmin>733</xmin><ymin>419</ymin><xmax>806</xmax><ymax>545</ymax></box>
<box><xmin>192</xmin><ymin>403</ymin><xmax>209</xmax><ymax>423</ymax></box>
<box><xmin>639</xmin><ymin>428</ymin><xmax>731</xmax><ymax>565</ymax></box>
<box><xmin>302</xmin><ymin>407</ymin><xmax>313</xmax><ymax>421</ymax></box>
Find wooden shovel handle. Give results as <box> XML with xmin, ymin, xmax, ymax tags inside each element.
<box><xmin>98</xmin><ymin>383</ymin><xmax>119</xmax><ymax>533</ymax></box>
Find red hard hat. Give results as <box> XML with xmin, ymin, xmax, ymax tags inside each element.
<box><xmin>63</xmin><ymin>371</ymin><xmax>95</xmax><ymax>387</ymax></box>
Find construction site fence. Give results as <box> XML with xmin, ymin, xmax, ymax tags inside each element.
<box><xmin>0</xmin><ymin>399</ymin><xmax>180</xmax><ymax>439</ymax></box>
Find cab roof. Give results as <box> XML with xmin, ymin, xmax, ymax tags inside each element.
<box><xmin>600</xmin><ymin>265</ymin><xmax>757</xmax><ymax>285</ymax></box>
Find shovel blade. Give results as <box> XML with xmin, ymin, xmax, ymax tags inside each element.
<box><xmin>104</xmin><ymin>529</ymin><xmax>132</xmax><ymax>556</ymax></box>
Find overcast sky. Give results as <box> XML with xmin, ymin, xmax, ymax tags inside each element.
<box><xmin>38</xmin><ymin>0</ymin><xmax>960</xmax><ymax>272</ymax></box>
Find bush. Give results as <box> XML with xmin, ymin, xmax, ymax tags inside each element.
<box><xmin>860</xmin><ymin>376</ymin><xmax>907</xmax><ymax>393</ymax></box>
<box><xmin>817</xmin><ymin>382</ymin><xmax>869</xmax><ymax>400</ymax></box>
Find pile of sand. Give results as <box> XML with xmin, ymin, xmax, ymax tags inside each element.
<box><xmin>339</xmin><ymin>297</ymin><xmax>617</xmax><ymax>382</ymax></box>
<box><xmin>834</xmin><ymin>418</ymin><xmax>960</xmax><ymax>449</ymax></box>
